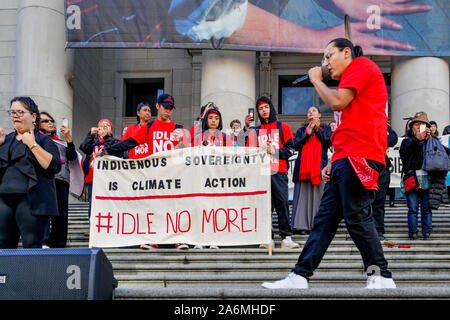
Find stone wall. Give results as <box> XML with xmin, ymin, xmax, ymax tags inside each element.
<box><xmin>0</xmin><ymin>0</ymin><xmax>17</xmax><ymax>132</ymax></box>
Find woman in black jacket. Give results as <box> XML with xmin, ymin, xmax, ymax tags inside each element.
<box><xmin>0</xmin><ymin>97</ymin><xmax>61</xmax><ymax>248</ymax></box>
<box><xmin>291</xmin><ymin>106</ymin><xmax>332</xmax><ymax>234</ymax></box>
<box><xmin>80</xmin><ymin>119</ymin><xmax>120</xmax><ymax>220</ymax></box>
<box><xmin>399</xmin><ymin>112</ymin><xmax>432</xmax><ymax>240</ymax></box>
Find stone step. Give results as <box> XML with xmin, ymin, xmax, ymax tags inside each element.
<box><xmin>107</xmin><ymin>253</ymin><xmax>450</xmax><ymax>262</ymax></box>
<box><xmin>113</xmin><ymin>287</ymin><xmax>450</xmax><ymax>300</ymax></box>
<box><xmin>114</xmin><ymin>273</ymin><xmax>450</xmax><ymax>289</ymax></box>
<box><xmin>64</xmin><ymin>241</ymin><xmax>450</xmax><ymax>250</ymax></box>
<box><xmin>110</xmin><ymin>262</ymin><xmax>450</xmax><ymax>276</ymax></box>
<box><xmin>101</xmin><ymin>247</ymin><xmax>450</xmax><ymax>256</ymax></box>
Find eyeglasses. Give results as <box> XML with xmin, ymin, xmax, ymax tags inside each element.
<box><xmin>8</xmin><ymin>110</ymin><xmax>30</xmax><ymax>118</ymax></box>
<box><xmin>40</xmin><ymin>119</ymin><xmax>55</xmax><ymax>124</ymax></box>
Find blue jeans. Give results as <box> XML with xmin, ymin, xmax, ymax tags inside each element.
<box><xmin>292</xmin><ymin>158</ymin><xmax>392</xmax><ymax>279</ymax></box>
<box><xmin>406</xmin><ymin>188</ymin><xmax>432</xmax><ymax>235</ymax></box>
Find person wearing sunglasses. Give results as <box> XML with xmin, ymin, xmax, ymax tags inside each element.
<box><xmin>39</xmin><ymin>112</ymin><xmax>77</xmax><ymax>248</ymax></box>
<box><xmin>0</xmin><ymin>97</ymin><xmax>61</xmax><ymax>248</ymax></box>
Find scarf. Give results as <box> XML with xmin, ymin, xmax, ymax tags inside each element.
<box><xmin>298</xmin><ymin>127</ymin><xmax>323</xmax><ymax>185</ymax></box>
<box><xmin>348</xmin><ymin>156</ymin><xmax>379</xmax><ymax>190</ymax></box>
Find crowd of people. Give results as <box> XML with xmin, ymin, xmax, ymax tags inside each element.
<box><xmin>1</xmin><ymin>38</ymin><xmax>450</xmax><ymax>290</ymax></box>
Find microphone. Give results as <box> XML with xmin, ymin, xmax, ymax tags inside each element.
<box><xmin>292</xmin><ymin>66</ymin><xmax>330</xmax><ymax>85</ymax></box>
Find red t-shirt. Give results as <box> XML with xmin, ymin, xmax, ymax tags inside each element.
<box><xmin>331</xmin><ymin>57</ymin><xmax>387</xmax><ymax>165</ymax></box>
<box><xmin>247</xmin><ymin>122</ymin><xmax>294</xmax><ymax>173</ymax></box>
<box><xmin>132</xmin><ymin>119</ymin><xmax>184</xmax><ymax>155</ymax></box>
<box><xmin>121</xmin><ymin>124</ymin><xmax>150</xmax><ymax>159</ymax></box>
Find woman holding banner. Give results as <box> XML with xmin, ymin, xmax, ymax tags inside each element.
<box><xmin>192</xmin><ymin>107</ymin><xmax>232</xmax><ymax>249</ymax></box>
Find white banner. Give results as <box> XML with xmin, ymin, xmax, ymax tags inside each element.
<box><xmin>387</xmin><ymin>138</ymin><xmax>403</xmax><ymax>188</ymax></box>
<box><xmin>89</xmin><ymin>147</ymin><xmax>272</xmax><ymax>248</ymax></box>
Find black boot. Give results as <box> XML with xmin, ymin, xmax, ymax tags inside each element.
<box><xmin>422</xmin><ymin>232</ymin><xmax>431</xmax><ymax>240</ymax></box>
<box><xmin>409</xmin><ymin>232</ymin><xmax>418</xmax><ymax>240</ymax></box>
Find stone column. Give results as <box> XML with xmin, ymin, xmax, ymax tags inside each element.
<box><xmin>258</xmin><ymin>52</ymin><xmax>271</xmax><ymax>98</ymax></box>
<box><xmin>15</xmin><ymin>0</ymin><xmax>73</xmax><ymax>128</ymax></box>
<box><xmin>201</xmin><ymin>50</ymin><xmax>256</xmax><ymax>132</ymax></box>
<box><xmin>391</xmin><ymin>57</ymin><xmax>449</xmax><ymax>135</ymax></box>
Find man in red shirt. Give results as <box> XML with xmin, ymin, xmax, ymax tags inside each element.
<box><xmin>246</xmin><ymin>96</ymin><xmax>299</xmax><ymax>249</ymax></box>
<box><xmin>101</xmin><ymin>94</ymin><xmax>189</xmax><ymax>250</ymax></box>
<box><xmin>263</xmin><ymin>38</ymin><xmax>395</xmax><ymax>290</ymax></box>
<box><xmin>104</xmin><ymin>94</ymin><xmax>187</xmax><ymax>157</ymax></box>
<box><xmin>120</xmin><ymin>101</ymin><xmax>152</xmax><ymax>159</ymax></box>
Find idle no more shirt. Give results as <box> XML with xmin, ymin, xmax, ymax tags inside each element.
<box><xmin>120</xmin><ymin>124</ymin><xmax>151</xmax><ymax>159</ymax></box>
<box><xmin>247</xmin><ymin>121</ymin><xmax>294</xmax><ymax>173</ymax></box>
<box><xmin>132</xmin><ymin>119</ymin><xmax>186</xmax><ymax>155</ymax></box>
<box><xmin>331</xmin><ymin>56</ymin><xmax>388</xmax><ymax>166</ymax></box>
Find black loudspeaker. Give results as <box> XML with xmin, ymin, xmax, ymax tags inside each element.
<box><xmin>0</xmin><ymin>248</ymin><xmax>117</xmax><ymax>300</ymax></box>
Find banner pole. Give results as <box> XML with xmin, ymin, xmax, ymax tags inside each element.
<box><xmin>88</xmin><ymin>220</ymin><xmax>93</xmax><ymax>248</ymax></box>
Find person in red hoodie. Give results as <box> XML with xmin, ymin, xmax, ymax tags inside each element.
<box><xmin>246</xmin><ymin>96</ymin><xmax>299</xmax><ymax>249</ymax></box>
<box><xmin>120</xmin><ymin>101</ymin><xmax>152</xmax><ymax>159</ymax></box>
<box><xmin>189</xmin><ymin>102</ymin><xmax>218</xmax><ymax>145</ymax></box>
<box><xmin>192</xmin><ymin>107</ymin><xmax>232</xmax><ymax>147</ymax></box>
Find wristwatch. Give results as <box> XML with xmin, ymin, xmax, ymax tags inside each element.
<box><xmin>29</xmin><ymin>143</ymin><xmax>38</xmax><ymax>150</ymax></box>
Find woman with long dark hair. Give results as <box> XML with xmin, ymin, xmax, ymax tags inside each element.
<box><xmin>0</xmin><ymin>97</ymin><xmax>61</xmax><ymax>248</ymax></box>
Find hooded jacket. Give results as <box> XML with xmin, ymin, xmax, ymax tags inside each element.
<box><xmin>247</xmin><ymin>97</ymin><xmax>294</xmax><ymax>173</ymax></box>
<box><xmin>194</xmin><ymin>108</ymin><xmax>232</xmax><ymax>147</ymax></box>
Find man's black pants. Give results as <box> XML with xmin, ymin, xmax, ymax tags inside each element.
<box><xmin>293</xmin><ymin>158</ymin><xmax>392</xmax><ymax>279</ymax></box>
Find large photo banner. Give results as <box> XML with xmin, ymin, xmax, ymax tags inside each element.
<box><xmin>65</xmin><ymin>0</ymin><xmax>449</xmax><ymax>55</ymax></box>
<box><xmin>89</xmin><ymin>147</ymin><xmax>271</xmax><ymax>248</ymax></box>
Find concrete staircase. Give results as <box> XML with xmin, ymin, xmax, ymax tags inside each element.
<box><xmin>67</xmin><ymin>202</ymin><xmax>450</xmax><ymax>299</ymax></box>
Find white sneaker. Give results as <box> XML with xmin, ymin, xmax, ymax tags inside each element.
<box><xmin>259</xmin><ymin>240</ymin><xmax>275</xmax><ymax>249</ymax></box>
<box><xmin>42</xmin><ymin>245</ymin><xmax>50</xmax><ymax>249</ymax></box>
<box><xmin>209</xmin><ymin>245</ymin><xmax>219</xmax><ymax>249</ymax></box>
<box><xmin>194</xmin><ymin>245</ymin><xmax>203</xmax><ymax>249</ymax></box>
<box><xmin>365</xmin><ymin>275</ymin><xmax>397</xmax><ymax>289</ymax></box>
<box><xmin>281</xmin><ymin>236</ymin><xmax>300</xmax><ymax>249</ymax></box>
<box><xmin>262</xmin><ymin>272</ymin><xmax>308</xmax><ymax>289</ymax></box>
